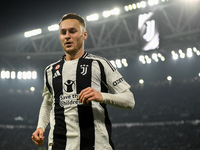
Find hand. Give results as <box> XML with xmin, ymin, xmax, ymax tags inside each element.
<box><xmin>78</xmin><ymin>87</ymin><xmax>103</xmax><ymax>104</ymax></box>
<box><xmin>31</xmin><ymin>128</ymin><xmax>45</xmax><ymax>146</ymax></box>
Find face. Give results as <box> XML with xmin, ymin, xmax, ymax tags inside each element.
<box><xmin>59</xmin><ymin>19</ymin><xmax>87</xmax><ymax>56</ymax></box>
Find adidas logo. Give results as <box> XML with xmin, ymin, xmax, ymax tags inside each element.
<box><xmin>53</xmin><ymin>70</ymin><xmax>61</xmax><ymax>78</ymax></box>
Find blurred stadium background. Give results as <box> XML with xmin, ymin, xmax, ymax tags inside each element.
<box><xmin>0</xmin><ymin>0</ymin><xmax>200</xmax><ymax>149</ymax></box>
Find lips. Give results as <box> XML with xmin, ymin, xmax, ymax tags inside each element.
<box><xmin>65</xmin><ymin>42</ymin><xmax>72</xmax><ymax>47</ymax></box>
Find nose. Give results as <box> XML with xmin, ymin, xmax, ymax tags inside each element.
<box><xmin>65</xmin><ymin>31</ymin><xmax>70</xmax><ymax>40</ymax></box>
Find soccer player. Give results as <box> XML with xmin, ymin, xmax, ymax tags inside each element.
<box><xmin>32</xmin><ymin>13</ymin><xmax>135</xmax><ymax>150</ymax></box>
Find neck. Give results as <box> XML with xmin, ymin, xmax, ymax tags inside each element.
<box><xmin>65</xmin><ymin>49</ymin><xmax>85</xmax><ymax>61</ymax></box>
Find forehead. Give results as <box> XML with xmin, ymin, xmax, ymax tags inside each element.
<box><xmin>59</xmin><ymin>19</ymin><xmax>82</xmax><ymax>30</ymax></box>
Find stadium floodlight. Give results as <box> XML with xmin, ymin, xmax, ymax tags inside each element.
<box><xmin>172</xmin><ymin>51</ymin><xmax>179</xmax><ymax>60</ymax></box>
<box><xmin>140</xmin><ymin>1</ymin><xmax>147</xmax><ymax>8</ymax></box>
<box><xmin>32</xmin><ymin>71</ymin><xmax>37</xmax><ymax>79</ymax></box>
<box><xmin>122</xmin><ymin>58</ymin><xmax>128</xmax><ymax>67</ymax></box>
<box><xmin>11</xmin><ymin>71</ymin><xmax>16</xmax><ymax>79</ymax></box>
<box><xmin>111</xmin><ymin>8</ymin><xmax>120</xmax><ymax>15</ymax></box>
<box><xmin>139</xmin><ymin>79</ymin><xmax>144</xmax><ymax>84</ymax></box>
<box><xmin>199</xmin><ymin>73</ymin><xmax>200</xmax><ymax>77</ymax></box>
<box><xmin>3</xmin><ymin>71</ymin><xmax>10</xmax><ymax>79</ymax></box>
<box><xmin>1</xmin><ymin>70</ymin><xmax>6</xmax><ymax>79</ymax></box>
<box><xmin>17</xmin><ymin>71</ymin><xmax>22</xmax><ymax>79</ymax></box>
<box><xmin>146</xmin><ymin>58</ymin><xmax>152</xmax><ymax>64</ymax></box>
<box><xmin>48</xmin><ymin>24</ymin><xmax>59</xmax><ymax>31</ymax></box>
<box><xmin>148</xmin><ymin>0</ymin><xmax>159</xmax><ymax>6</ymax></box>
<box><xmin>137</xmin><ymin>3</ymin><xmax>141</xmax><ymax>9</ymax></box>
<box><xmin>30</xmin><ymin>87</ymin><xmax>35</xmax><ymax>92</ymax></box>
<box><xmin>115</xmin><ymin>59</ymin><xmax>122</xmax><ymax>68</ymax></box>
<box><xmin>86</xmin><ymin>14</ymin><xmax>99</xmax><ymax>21</ymax></box>
<box><xmin>196</xmin><ymin>50</ymin><xmax>200</xmax><ymax>56</ymax></box>
<box><xmin>187</xmin><ymin>48</ymin><xmax>193</xmax><ymax>58</ymax></box>
<box><xmin>103</xmin><ymin>11</ymin><xmax>111</xmax><ymax>18</ymax></box>
<box><xmin>193</xmin><ymin>47</ymin><xmax>197</xmax><ymax>52</ymax></box>
<box><xmin>110</xmin><ymin>60</ymin><xmax>116</xmax><ymax>68</ymax></box>
<box><xmin>152</xmin><ymin>53</ymin><xmax>158</xmax><ymax>60</ymax></box>
<box><xmin>27</xmin><ymin>71</ymin><xmax>32</xmax><ymax>79</ymax></box>
<box><xmin>139</xmin><ymin>55</ymin><xmax>146</xmax><ymax>64</ymax></box>
<box><xmin>103</xmin><ymin>8</ymin><xmax>120</xmax><ymax>18</ymax></box>
<box><xmin>132</xmin><ymin>4</ymin><xmax>137</xmax><ymax>9</ymax></box>
<box><xmin>180</xmin><ymin>53</ymin><xmax>185</xmax><ymax>59</ymax></box>
<box><xmin>24</xmin><ymin>28</ymin><xmax>42</xmax><ymax>38</ymax></box>
<box><xmin>22</xmin><ymin>71</ymin><xmax>27</xmax><ymax>79</ymax></box>
<box><xmin>145</xmin><ymin>55</ymin><xmax>152</xmax><ymax>64</ymax></box>
<box><xmin>167</xmin><ymin>76</ymin><xmax>172</xmax><ymax>81</ymax></box>
<box><xmin>160</xmin><ymin>56</ymin><xmax>165</xmax><ymax>61</ymax></box>
<box><xmin>128</xmin><ymin>4</ymin><xmax>133</xmax><ymax>10</ymax></box>
<box><xmin>124</xmin><ymin>5</ymin><xmax>129</xmax><ymax>11</ymax></box>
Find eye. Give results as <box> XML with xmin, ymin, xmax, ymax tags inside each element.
<box><xmin>60</xmin><ymin>29</ymin><xmax>66</xmax><ymax>35</ymax></box>
<box><xmin>69</xmin><ymin>28</ymin><xmax>76</xmax><ymax>33</ymax></box>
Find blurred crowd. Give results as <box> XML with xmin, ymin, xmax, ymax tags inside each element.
<box><xmin>0</xmin><ymin>78</ymin><xmax>200</xmax><ymax>150</ymax></box>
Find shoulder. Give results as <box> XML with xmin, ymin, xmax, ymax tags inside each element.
<box><xmin>44</xmin><ymin>58</ymin><xmax>63</xmax><ymax>72</ymax></box>
<box><xmin>85</xmin><ymin>52</ymin><xmax>116</xmax><ymax>72</ymax></box>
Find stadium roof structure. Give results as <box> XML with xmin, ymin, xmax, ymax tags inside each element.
<box><xmin>0</xmin><ymin>0</ymin><xmax>200</xmax><ymax>61</ymax></box>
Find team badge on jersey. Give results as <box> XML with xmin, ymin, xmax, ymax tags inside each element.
<box><xmin>80</xmin><ymin>64</ymin><xmax>89</xmax><ymax>75</ymax></box>
<box><xmin>55</xmin><ymin>64</ymin><xmax>60</xmax><ymax>70</ymax></box>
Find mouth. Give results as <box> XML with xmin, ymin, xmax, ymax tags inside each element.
<box><xmin>65</xmin><ymin>42</ymin><xmax>72</xmax><ymax>47</ymax></box>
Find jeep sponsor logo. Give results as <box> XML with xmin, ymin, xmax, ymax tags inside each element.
<box><xmin>113</xmin><ymin>77</ymin><xmax>123</xmax><ymax>86</ymax></box>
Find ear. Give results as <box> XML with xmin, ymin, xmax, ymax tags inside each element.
<box><xmin>83</xmin><ymin>30</ymin><xmax>87</xmax><ymax>40</ymax></box>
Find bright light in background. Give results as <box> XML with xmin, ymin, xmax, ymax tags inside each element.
<box><xmin>5</xmin><ymin>71</ymin><xmax>10</xmax><ymax>79</ymax></box>
<box><xmin>1</xmin><ymin>70</ymin><xmax>37</xmax><ymax>80</ymax></box>
<box><xmin>24</xmin><ymin>28</ymin><xmax>42</xmax><ymax>38</ymax></box>
<box><xmin>86</xmin><ymin>14</ymin><xmax>99</xmax><ymax>21</ymax></box>
<box><xmin>140</xmin><ymin>1</ymin><xmax>147</xmax><ymax>8</ymax></box>
<box><xmin>125</xmin><ymin>1</ymin><xmax>146</xmax><ymax>11</ymax></box>
<box><xmin>32</xmin><ymin>71</ymin><xmax>37</xmax><ymax>79</ymax></box>
<box><xmin>30</xmin><ymin>87</ymin><xmax>35</xmax><ymax>92</ymax></box>
<box><xmin>48</xmin><ymin>24</ymin><xmax>59</xmax><ymax>31</ymax></box>
<box><xmin>171</xmin><ymin>51</ymin><xmax>179</xmax><ymax>60</ymax></box>
<box><xmin>122</xmin><ymin>58</ymin><xmax>128</xmax><ymax>67</ymax></box>
<box><xmin>148</xmin><ymin>0</ymin><xmax>159</xmax><ymax>6</ymax></box>
<box><xmin>103</xmin><ymin>8</ymin><xmax>120</xmax><ymax>18</ymax></box>
<box><xmin>139</xmin><ymin>53</ymin><xmax>165</xmax><ymax>64</ymax></box>
<box><xmin>27</xmin><ymin>71</ymin><xmax>32</xmax><ymax>79</ymax></box>
<box><xmin>1</xmin><ymin>70</ymin><xmax>5</xmax><ymax>79</ymax></box>
<box><xmin>115</xmin><ymin>59</ymin><xmax>122</xmax><ymax>68</ymax></box>
<box><xmin>187</xmin><ymin>48</ymin><xmax>193</xmax><ymax>58</ymax></box>
<box><xmin>167</xmin><ymin>76</ymin><xmax>172</xmax><ymax>81</ymax></box>
<box><xmin>17</xmin><ymin>71</ymin><xmax>22</xmax><ymax>79</ymax></box>
<box><xmin>11</xmin><ymin>71</ymin><xmax>16</xmax><ymax>79</ymax></box>
<box><xmin>110</xmin><ymin>59</ymin><xmax>128</xmax><ymax>68</ymax></box>
<box><xmin>139</xmin><ymin>55</ymin><xmax>146</xmax><ymax>64</ymax></box>
<box><xmin>145</xmin><ymin>55</ymin><xmax>152</xmax><ymax>64</ymax></box>
<box><xmin>178</xmin><ymin>49</ymin><xmax>185</xmax><ymax>59</ymax></box>
<box><xmin>139</xmin><ymin>79</ymin><xmax>144</xmax><ymax>84</ymax></box>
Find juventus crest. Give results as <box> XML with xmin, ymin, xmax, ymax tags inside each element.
<box><xmin>80</xmin><ymin>64</ymin><xmax>88</xmax><ymax>75</ymax></box>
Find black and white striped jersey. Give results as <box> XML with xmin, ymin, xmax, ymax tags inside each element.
<box><xmin>42</xmin><ymin>52</ymin><xmax>131</xmax><ymax>150</ymax></box>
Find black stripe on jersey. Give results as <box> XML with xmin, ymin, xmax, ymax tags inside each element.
<box><xmin>52</xmin><ymin>59</ymin><xmax>67</xmax><ymax>150</ymax></box>
<box><xmin>45</xmin><ymin>66</ymin><xmax>52</xmax><ymax>94</ymax></box>
<box><xmin>96</xmin><ymin>60</ymin><xmax>108</xmax><ymax>93</ymax></box>
<box><xmin>97</xmin><ymin>60</ymin><xmax>115</xmax><ymax>150</ymax></box>
<box><xmin>76</xmin><ymin>58</ymin><xmax>95</xmax><ymax>150</ymax></box>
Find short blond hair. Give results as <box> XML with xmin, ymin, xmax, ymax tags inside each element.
<box><xmin>59</xmin><ymin>13</ymin><xmax>86</xmax><ymax>29</ymax></box>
